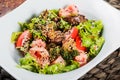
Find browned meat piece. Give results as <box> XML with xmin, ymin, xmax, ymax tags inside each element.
<box><xmin>41</xmin><ymin>22</ymin><xmax>55</xmax><ymax>37</ymax></box>
<box><xmin>64</xmin><ymin>14</ymin><xmax>87</xmax><ymax>25</ymax></box>
<box><xmin>62</xmin><ymin>30</ymin><xmax>71</xmax><ymax>43</ymax></box>
<box><xmin>62</xmin><ymin>38</ymin><xmax>76</xmax><ymax>51</ymax></box>
<box><xmin>48</xmin><ymin>30</ymin><xmax>64</xmax><ymax>43</ymax></box>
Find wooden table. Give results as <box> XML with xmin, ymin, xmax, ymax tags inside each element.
<box><xmin>0</xmin><ymin>0</ymin><xmax>120</xmax><ymax>80</ymax></box>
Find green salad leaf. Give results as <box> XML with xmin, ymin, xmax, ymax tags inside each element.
<box><xmin>19</xmin><ymin>53</ymin><xmax>40</xmax><ymax>73</ymax></box>
<box><xmin>62</xmin><ymin>60</ymin><xmax>79</xmax><ymax>72</ymax></box>
<box><xmin>61</xmin><ymin>49</ymin><xmax>79</xmax><ymax>62</ymax></box>
<box><xmin>31</xmin><ymin>17</ymin><xmax>40</xmax><ymax>23</ymax></box>
<box><xmin>77</xmin><ymin>20</ymin><xmax>105</xmax><ymax>58</ymax></box>
<box><xmin>11</xmin><ymin>32</ymin><xmax>22</xmax><ymax>43</ymax></box>
<box><xmin>47</xmin><ymin>9</ymin><xmax>59</xmax><ymax>19</ymax></box>
<box><xmin>40</xmin><ymin>63</ymin><xmax>65</xmax><ymax>74</ymax></box>
<box><xmin>89</xmin><ymin>37</ymin><xmax>105</xmax><ymax>58</ymax></box>
<box><xmin>19</xmin><ymin>53</ymin><xmax>79</xmax><ymax>74</ymax></box>
<box><xmin>49</xmin><ymin>46</ymin><xmax>61</xmax><ymax>62</ymax></box>
<box><xmin>39</xmin><ymin>9</ymin><xmax>58</xmax><ymax>21</ymax></box>
<box><xmin>30</xmin><ymin>30</ymin><xmax>47</xmax><ymax>41</ymax></box>
<box><xmin>19</xmin><ymin>22</ymin><xmax>35</xmax><ymax>31</ymax></box>
<box><xmin>40</xmin><ymin>60</ymin><xmax>79</xmax><ymax>74</ymax></box>
<box><xmin>59</xmin><ymin>18</ymin><xmax>71</xmax><ymax>31</ymax></box>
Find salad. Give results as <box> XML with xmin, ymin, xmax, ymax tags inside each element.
<box><xmin>11</xmin><ymin>4</ymin><xmax>105</xmax><ymax>74</ymax></box>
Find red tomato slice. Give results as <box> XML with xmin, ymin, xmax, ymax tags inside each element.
<box><xmin>70</xmin><ymin>27</ymin><xmax>78</xmax><ymax>39</ymax></box>
<box><xmin>16</xmin><ymin>30</ymin><xmax>31</xmax><ymax>48</ymax></box>
<box><xmin>76</xmin><ymin>36</ymin><xmax>86</xmax><ymax>51</ymax></box>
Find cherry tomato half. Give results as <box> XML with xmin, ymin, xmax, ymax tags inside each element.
<box><xmin>16</xmin><ymin>30</ymin><xmax>31</xmax><ymax>48</ymax></box>
<box><xmin>76</xmin><ymin>36</ymin><xmax>86</xmax><ymax>51</ymax></box>
<box><xmin>70</xmin><ymin>27</ymin><xmax>78</xmax><ymax>39</ymax></box>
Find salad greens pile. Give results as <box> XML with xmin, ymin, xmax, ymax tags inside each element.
<box><xmin>77</xmin><ymin>20</ymin><xmax>105</xmax><ymax>58</ymax></box>
<box><xmin>19</xmin><ymin>53</ymin><xmax>79</xmax><ymax>74</ymax></box>
<box><xmin>11</xmin><ymin>5</ymin><xmax>105</xmax><ymax>74</ymax></box>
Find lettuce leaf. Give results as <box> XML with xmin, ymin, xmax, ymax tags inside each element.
<box><xmin>40</xmin><ymin>60</ymin><xmax>79</xmax><ymax>74</ymax></box>
<box><xmin>62</xmin><ymin>60</ymin><xmax>79</xmax><ymax>72</ymax></box>
<box><xmin>59</xmin><ymin>18</ymin><xmax>71</xmax><ymax>31</ymax></box>
<box><xmin>89</xmin><ymin>37</ymin><xmax>105</xmax><ymax>58</ymax></box>
<box><xmin>19</xmin><ymin>53</ymin><xmax>40</xmax><ymax>73</ymax></box>
<box><xmin>77</xmin><ymin>20</ymin><xmax>105</xmax><ymax>58</ymax></box>
<box><xmin>19</xmin><ymin>53</ymin><xmax>79</xmax><ymax>74</ymax></box>
<box><xmin>30</xmin><ymin>30</ymin><xmax>47</xmax><ymax>41</ymax></box>
<box><xmin>11</xmin><ymin>32</ymin><xmax>22</xmax><ymax>43</ymax></box>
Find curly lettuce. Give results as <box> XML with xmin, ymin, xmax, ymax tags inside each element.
<box><xmin>77</xmin><ymin>20</ymin><xmax>105</xmax><ymax>58</ymax></box>
<box><xmin>11</xmin><ymin>32</ymin><xmax>22</xmax><ymax>43</ymax></box>
<box><xmin>19</xmin><ymin>53</ymin><xmax>40</xmax><ymax>73</ymax></box>
<box><xmin>19</xmin><ymin>53</ymin><xmax>79</xmax><ymax>74</ymax></box>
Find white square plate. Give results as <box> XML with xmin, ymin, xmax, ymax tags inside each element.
<box><xmin>0</xmin><ymin>0</ymin><xmax>120</xmax><ymax>80</ymax></box>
